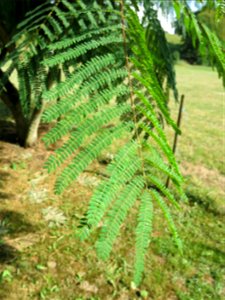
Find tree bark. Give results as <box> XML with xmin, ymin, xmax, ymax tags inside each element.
<box><xmin>24</xmin><ymin>68</ymin><xmax>57</xmax><ymax>147</ymax></box>
<box><xmin>0</xmin><ymin>67</ymin><xmax>56</xmax><ymax>147</ymax></box>
<box><xmin>0</xmin><ymin>71</ymin><xmax>29</xmax><ymax>145</ymax></box>
<box><xmin>24</xmin><ymin>105</ymin><xmax>44</xmax><ymax>147</ymax></box>
<box><xmin>0</xmin><ymin>84</ymin><xmax>45</xmax><ymax>147</ymax></box>
<box><xmin>0</xmin><ymin>75</ymin><xmax>46</xmax><ymax>147</ymax></box>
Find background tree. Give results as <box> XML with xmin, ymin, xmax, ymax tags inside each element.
<box><xmin>0</xmin><ymin>0</ymin><xmax>45</xmax><ymax>146</ymax></box>
<box><xmin>0</xmin><ymin>0</ymin><xmax>126</xmax><ymax>147</ymax></box>
<box><xmin>0</xmin><ymin>0</ymin><xmax>224</xmax><ymax>146</ymax></box>
<box><xmin>175</xmin><ymin>1</ymin><xmax>225</xmax><ymax>64</ymax></box>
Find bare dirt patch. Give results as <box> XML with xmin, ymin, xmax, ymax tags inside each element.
<box><xmin>181</xmin><ymin>161</ymin><xmax>225</xmax><ymax>214</ymax></box>
<box><xmin>181</xmin><ymin>161</ymin><xmax>225</xmax><ymax>192</ymax></box>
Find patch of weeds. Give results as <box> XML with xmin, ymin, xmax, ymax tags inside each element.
<box><xmin>0</xmin><ymin>268</ymin><xmax>13</xmax><ymax>283</ymax></box>
<box><xmin>176</xmin><ymin>272</ymin><xmax>221</xmax><ymax>300</ymax></box>
<box><xmin>42</xmin><ymin>206</ymin><xmax>67</xmax><ymax>228</ymax></box>
<box><xmin>75</xmin><ymin>271</ymin><xmax>86</xmax><ymax>284</ymax></box>
<box><xmin>0</xmin><ymin>269</ymin><xmax>12</xmax><ymax>282</ymax></box>
<box><xmin>79</xmin><ymin>280</ymin><xmax>99</xmax><ymax>294</ymax></box>
<box><xmin>152</xmin><ymin>236</ymin><xmax>177</xmax><ymax>258</ymax></box>
<box><xmin>185</xmin><ymin>184</ymin><xmax>224</xmax><ymax>216</ymax></box>
<box><xmin>134</xmin><ymin>288</ymin><xmax>149</xmax><ymax>299</ymax></box>
<box><xmin>76</xmin><ymin>296</ymin><xmax>101</xmax><ymax>300</ymax></box>
<box><xmin>0</xmin><ymin>210</ymin><xmax>36</xmax><ymax>236</ymax></box>
<box><xmin>77</xmin><ymin>174</ymin><xmax>101</xmax><ymax>188</ymax></box>
<box><xmin>28</xmin><ymin>186</ymin><xmax>48</xmax><ymax>204</ymax></box>
<box><xmin>35</xmin><ymin>264</ymin><xmax>47</xmax><ymax>271</ymax></box>
<box><xmin>39</xmin><ymin>284</ymin><xmax>60</xmax><ymax>299</ymax></box>
<box><xmin>0</xmin><ymin>218</ymin><xmax>9</xmax><ymax>236</ymax></box>
<box><xmin>105</xmin><ymin>262</ymin><xmax>123</xmax><ymax>290</ymax></box>
<box><xmin>10</xmin><ymin>161</ymin><xmax>27</xmax><ymax>170</ymax></box>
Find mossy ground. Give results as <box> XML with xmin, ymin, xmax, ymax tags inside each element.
<box><xmin>0</xmin><ymin>63</ymin><xmax>224</xmax><ymax>299</ymax></box>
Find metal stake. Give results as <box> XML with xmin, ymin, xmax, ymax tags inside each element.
<box><xmin>166</xmin><ymin>94</ymin><xmax>185</xmax><ymax>188</ymax></box>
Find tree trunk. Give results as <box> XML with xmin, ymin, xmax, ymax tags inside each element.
<box><xmin>0</xmin><ymin>85</ymin><xmax>44</xmax><ymax>147</ymax></box>
<box><xmin>0</xmin><ymin>19</ymin><xmax>44</xmax><ymax>147</ymax></box>
<box><xmin>0</xmin><ymin>69</ymin><xmax>44</xmax><ymax>147</ymax></box>
<box><xmin>24</xmin><ymin>68</ymin><xmax>57</xmax><ymax>147</ymax></box>
<box><xmin>0</xmin><ymin>88</ymin><xmax>44</xmax><ymax>147</ymax></box>
<box><xmin>0</xmin><ymin>71</ymin><xmax>28</xmax><ymax>145</ymax></box>
<box><xmin>24</xmin><ymin>105</ymin><xmax>44</xmax><ymax>147</ymax></box>
<box><xmin>0</xmin><ymin>68</ymin><xmax>55</xmax><ymax>147</ymax></box>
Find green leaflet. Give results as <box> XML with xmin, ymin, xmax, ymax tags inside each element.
<box><xmin>44</xmin><ymin>34</ymin><xmax>123</xmax><ymax>67</ymax></box>
<box><xmin>49</xmin><ymin>24</ymin><xmax>122</xmax><ymax>50</ymax></box>
<box><xmin>202</xmin><ymin>24</ymin><xmax>225</xmax><ymax>85</ymax></box>
<box><xmin>133</xmin><ymin>191</ymin><xmax>153</xmax><ymax>286</ymax></box>
<box><xmin>148</xmin><ymin>174</ymin><xmax>180</xmax><ymax>209</ymax></box>
<box><xmin>42</xmin><ymin>83</ymin><xmax>129</xmax><ymax>131</ymax></box>
<box><xmin>96</xmin><ymin>175</ymin><xmax>145</xmax><ymax>260</ymax></box>
<box><xmin>78</xmin><ymin>141</ymin><xmax>141</xmax><ymax>240</ymax></box>
<box><xmin>54</xmin><ymin>123</ymin><xmax>131</xmax><ymax>194</ymax></box>
<box><xmin>151</xmin><ymin>190</ymin><xmax>183</xmax><ymax>253</ymax></box>
<box><xmin>44</xmin><ymin>104</ymin><xmax>131</xmax><ymax>171</ymax></box>
<box><xmin>43</xmin><ymin>54</ymin><xmax>120</xmax><ymax>101</ymax></box>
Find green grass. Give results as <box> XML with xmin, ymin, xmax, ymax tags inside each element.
<box><xmin>0</xmin><ymin>63</ymin><xmax>224</xmax><ymax>299</ymax></box>
<box><xmin>170</xmin><ymin>63</ymin><xmax>224</xmax><ymax>174</ymax></box>
<box><xmin>166</xmin><ymin>33</ymin><xmax>182</xmax><ymax>45</ymax></box>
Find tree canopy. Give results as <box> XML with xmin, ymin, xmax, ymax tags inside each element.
<box><xmin>174</xmin><ymin>2</ymin><xmax>225</xmax><ymax>64</ymax></box>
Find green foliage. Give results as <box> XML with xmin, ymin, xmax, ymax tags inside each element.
<box><xmin>141</xmin><ymin>1</ymin><xmax>178</xmax><ymax>100</ymax></box>
<box><xmin>214</xmin><ymin>0</ymin><xmax>225</xmax><ymax>22</ymax></box>
<box><xmin>96</xmin><ymin>175</ymin><xmax>145</xmax><ymax>260</ymax></box>
<box><xmin>198</xmin><ymin>6</ymin><xmax>225</xmax><ymax>42</ymax></box>
<box><xmin>0</xmin><ymin>0</ymin><xmax>224</xmax><ymax>286</ymax></box>
<box><xmin>35</xmin><ymin>1</ymin><xmax>185</xmax><ymax>285</ymax></box>
<box><xmin>201</xmin><ymin>24</ymin><xmax>225</xmax><ymax>84</ymax></box>
<box><xmin>174</xmin><ymin>1</ymin><xmax>225</xmax><ymax>68</ymax></box>
<box><xmin>133</xmin><ymin>191</ymin><xmax>153</xmax><ymax>286</ymax></box>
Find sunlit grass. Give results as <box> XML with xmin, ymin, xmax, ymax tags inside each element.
<box><xmin>169</xmin><ymin>63</ymin><xmax>224</xmax><ymax>174</ymax></box>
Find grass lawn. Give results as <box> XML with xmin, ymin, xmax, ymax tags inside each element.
<box><xmin>172</xmin><ymin>62</ymin><xmax>225</xmax><ymax>174</ymax></box>
<box><xmin>0</xmin><ymin>63</ymin><xmax>224</xmax><ymax>300</ymax></box>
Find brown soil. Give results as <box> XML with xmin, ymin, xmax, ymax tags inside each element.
<box><xmin>181</xmin><ymin>161</ymin><xmax>225</xmax><ymax>191</ymax></box>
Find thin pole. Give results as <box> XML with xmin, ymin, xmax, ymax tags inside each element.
<box><xmin>166</xmin><ymin>94</ymin><xmax>185</xmax><ymax>188</ymax></box>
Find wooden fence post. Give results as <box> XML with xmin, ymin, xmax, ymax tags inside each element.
<box><xmin>166</xmin><ymin>94</ymin><xmax>185</xmax><ymax>188</ymax></box>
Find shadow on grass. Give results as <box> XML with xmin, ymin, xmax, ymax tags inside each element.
<box><xmin>0</xmin><ymin>210</ymin><xmax>36</xmax><ymax>236</ymax></box>
<box><xmin>188</xmin><ymin>241</ymin><xmax>225</xmax><ymax>265</ymax></box>
<box><xmin>0</xmin><ymin>210</ymin><xmax>38</xmax><ymax>298</ymax></box>
<box><xmin>0</xmin><ymin>191</ymin><xmax>14</xmax><ymax>200</ymax></box>
<box><xmin>0</xmin><ymin>210</ymin><xmax>36</xmax><ymax>264</ymax></box>
<box><xmin>0</xmin><ymin>170</ymin><xmax>14</xmax><ymax>201</ymax></box>
<box><xmin>0</xmin><ymin>120</ymin><xmax>17</xmax><ymax>144</ymax></box>
<box><xmin>186</xmin><ymin>189</ymin><xmax>223</xmax><ymax>216</ymax></box>
<box><xmin>0</xmin><ymin>170</ymin><xmax>10</xmax><ymax>183</ymax></box>
<box><xmin>0</xmin><ymin>243</ymin><xmax>19</xmax><ymax>264</ymax></box>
